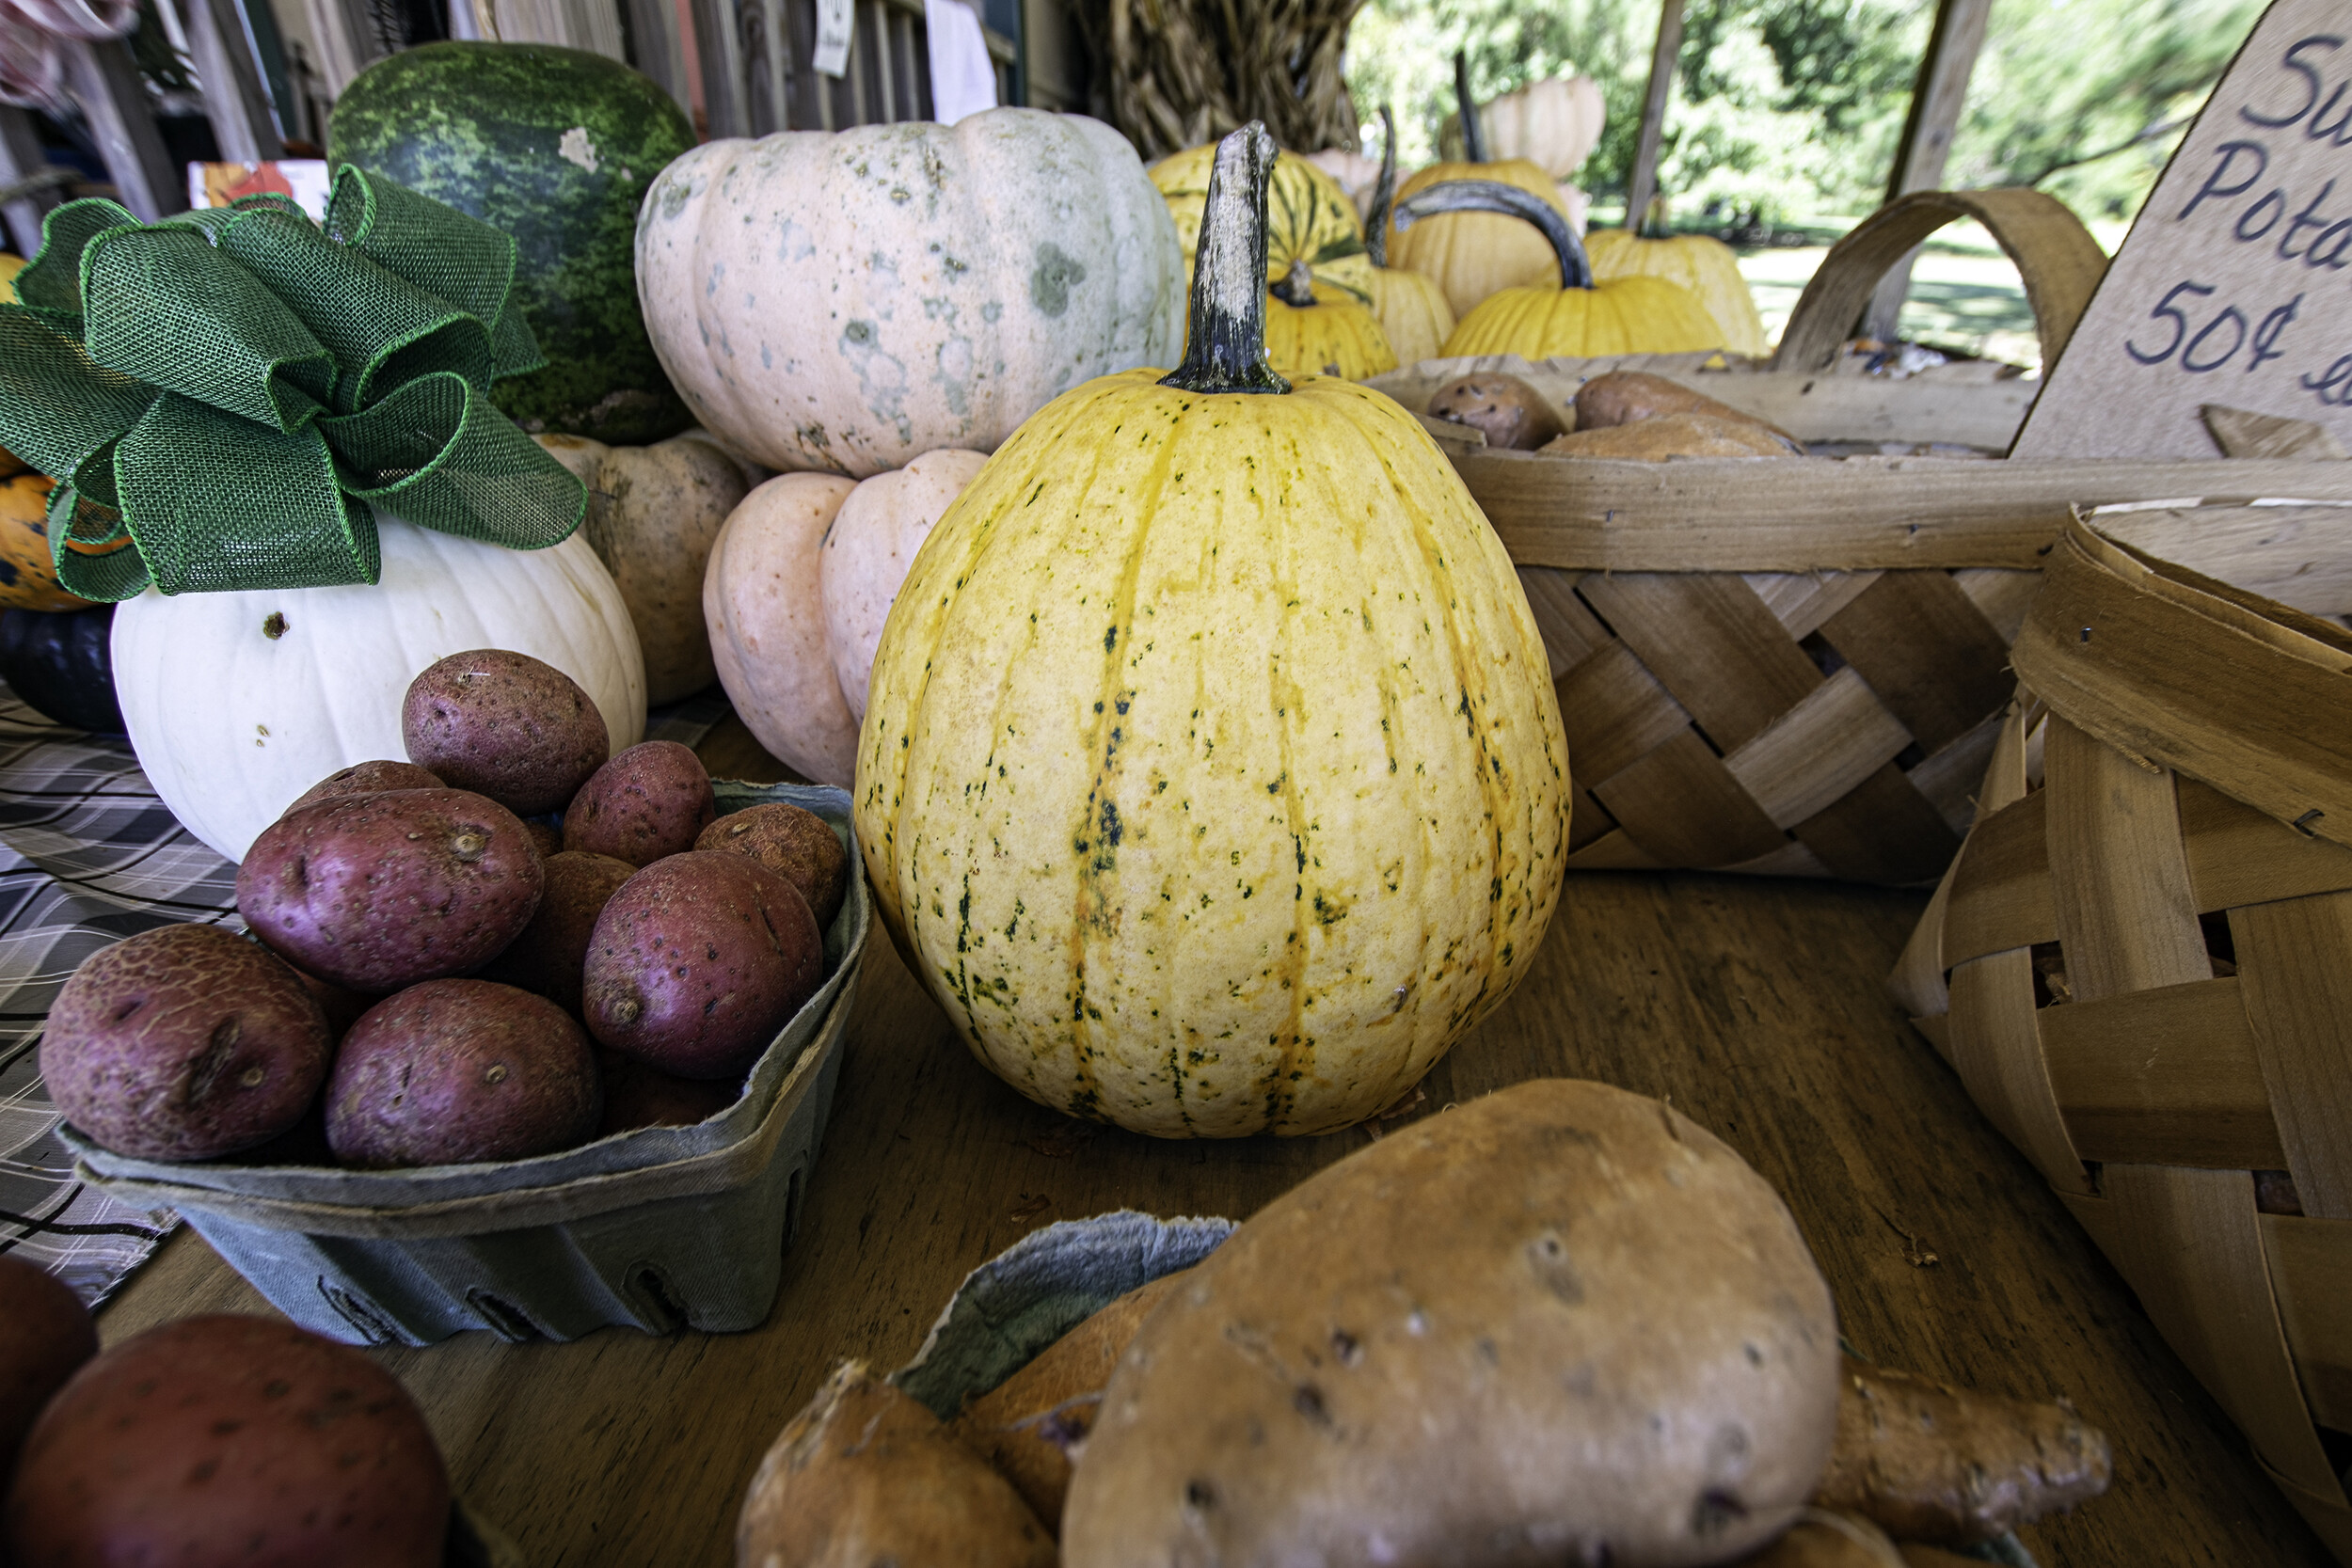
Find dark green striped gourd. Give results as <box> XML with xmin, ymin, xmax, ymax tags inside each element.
<box><xmin>328</xmin><ymin>42</ymin><xmax>695</xmax><ymax>445</ymax></box>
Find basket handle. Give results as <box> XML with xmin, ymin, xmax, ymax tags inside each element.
<box><xmin>1766</xmin><ymin>189</ymin><xmax>2108</xmax><ymax>375</ymax></box>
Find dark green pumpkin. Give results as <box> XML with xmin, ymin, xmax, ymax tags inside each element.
<box><xmin>327</xmin><ymin>42</ymin><xmax>696</xmax><ymax>445</ymax></box>
<box><xmin>0</xmin><ymin>604</ymin><xmax>122</xmax><ymax>734</ymax></box>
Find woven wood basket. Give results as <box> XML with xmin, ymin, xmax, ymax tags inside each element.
<box><xmin>1378</xmin><ymin>190</ymin><xmax>2352</xmax><ymax>882</ymax></box>
<box><xmin>1890</xmin><ymin>513</ymin><xmax>2352</xmax><ymax>1559</ymax></box>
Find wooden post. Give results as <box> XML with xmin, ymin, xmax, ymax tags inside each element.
<box><xmin>624</xmin><ymin>0</ymin><xmax>695</xmax><ymax>114</ymax></box>
<box><xmin>1862</xmin><ymin>0</ymin><xmax>1994</xmax><ymax>340</ymax></box>
<box><xmin>1622</xmin><ymin>0</ymin><xmax>1685</xmax><ymax>230</ymax></box>
<box><xmin>64</xmin><ymin>39</ymin><xmax>184</xmax><ymax>221</ymax></box>
<box><xmin>185</xmin><ymin>0</ymin><xmax>286</xmax><ymax>165</ymax></box>
<box><xmin>692</xmin><ymin>0</ymin><xmax>753</xmax><ymax>137</ymax></box>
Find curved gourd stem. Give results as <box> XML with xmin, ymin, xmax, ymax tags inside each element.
<box><xmin>1272</xmin><ymin>259</ymin><xmax>1317</xmax><ymax>309</ymax></box>
<box><xmin>1160</xmin><ymin>121</ymin><xmax>1290</xmax><ymax>395</ymax></box>
<box><xmin>1394</xmin><ymin>179</ymin><xmax>1594</xmax><ymax>291</ymax></box>
<box><xmin>1365</xmin><ymin>103</ymin><xmax>1398</xmax><ymax>268</ymax></box>
<box><xmin>1454</xmin><ymin>51</ymin><xmax>1486</xmax><ymax>165</ymax></box>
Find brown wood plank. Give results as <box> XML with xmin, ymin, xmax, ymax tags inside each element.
<box><xmin>1575</xmin><ymin>573</ymin><xmax>1820</xmax><ymax>752</ymax></box>
<box><xmin>1461</xmin><ymin>452</ymin><xmax>2352</xmax><ymax>573</ymax></box>
<box><xmin>1588</xmin><ymin>728</ymin><xmax>1789</xmax><ymax>868</ymax></box>
<box><xmin>1820</xmin><ymin>570</ymin><xmax>2014</xmax><ymax>752</ymax></box>
<box><xmin>1518</xmin><ymin>566</ymin><xmax>1608</xmax><ymax>678</ymax></box>
<box><xmin>2178</xmin><ymin>779</ymin><xmax>2352</xmax><ymax>914</ymax></box>
<box><xmin>1862</xmin><ymin>0</ymin><xmax>1995</xmax><ymax>339</ymax></box>
<box><xmin>2263</xmin><ymin>1212</ymin><xmax>2352</xmax><ymax>1432</ymax></box>
<box><xmin>95</xmin><ymin>719</ymin><xmax>2341</xmax><ymax>1567</ymax></box>
<box><xmin>1792</xmin><ymin>761</ymin><xmax>1963</xmax><ymax>885</ymax></box>
<box><xmin>1944</xmin><ymin>789</ymin><xmax>2055</xmax><ymax>962</ymax></box>
<box><xmin>2233</xmin><ymin>893</ymin><xmax>2352</xmax><ymax>1221</ymax></box>
<box><xmin>1621</xmin><ymin>0</ymin><xmax>1686</xmax><ymax>231</ymax></box>
<box><xmin>1552</xmin><ymin>640</ymin><xmax>1692</xmax><ymax>784</ymax></box>
<box><xmin>2037</xmin><ymin>977</ymin><xmax>2288</xmax><ymax>1171</ymax></box>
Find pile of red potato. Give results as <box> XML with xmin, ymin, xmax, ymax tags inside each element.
<box><xmin>40</xmin><ymin>648</ymin><xmax>847</xmax><ymax>1171</ymax></box>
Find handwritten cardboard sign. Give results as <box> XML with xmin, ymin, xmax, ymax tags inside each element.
<box><xmin>814</xmin><ymin>0</ymin><xmax>854</xmax><ymax>78</ymax></box>
<box><xmin>2015</xmin><ymin>0</ymin><xmax>2352</xmax><ymax>458</ymax></box>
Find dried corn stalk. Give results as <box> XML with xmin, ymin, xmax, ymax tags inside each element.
<box><xmin>1086</xmin><ymin>0</ymin><xmax>1362</xmax><ymax>159</ymax></box>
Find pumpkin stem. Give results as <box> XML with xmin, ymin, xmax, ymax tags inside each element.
<box><xmin>1394</xmin><ymin>179</ymin><xmax>1595</xmax><ymax>291</ymax></box>
<box><xmin>1454</xmin><ymin>52</ymin><xmax>1487</xmax><ymax>165</ymax></box>
<box><xmin>1272</xmin><ymin>259</ymin><xmax>1317</xmax><ymax>309</ymax></box>
<box><xmin>1365</xmin><ymin>103</ymin><xmax>1398</xmax><ymax>268</ymax></box>
<box><xmin>1160</xmin><ymin>121</ymin><xmax>1290</xmax><ymax>396</ymax></box>
<box><xmin>1640</xmin><ymin>195</ymin><xmax>1669</xmax><ymax>239</ymax></box>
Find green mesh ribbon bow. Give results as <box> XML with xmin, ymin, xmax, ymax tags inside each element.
<box><xmin>0</xmin><ymin>166</ymin><xmax>585</xmax><ymax>599</ymax></box>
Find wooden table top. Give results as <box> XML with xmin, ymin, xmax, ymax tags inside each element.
<box><xmin>101</xmin><ymin>715</ymin><xmax>2330</xmax><ymax>1566</ymax></box>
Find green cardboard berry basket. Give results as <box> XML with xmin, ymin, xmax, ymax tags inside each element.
<box><xmin>64</xmin><ymin>781</ymin><xmax>867</xmax><ymax>1348</ymax></box>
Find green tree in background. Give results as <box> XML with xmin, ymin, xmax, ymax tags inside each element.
<box><xmin>1343</xmin><ymin>0</ymin><xmax>2263</xmax><ymax>230</ymax></box>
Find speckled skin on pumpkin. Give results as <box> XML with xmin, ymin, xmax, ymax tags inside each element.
<box><xmin>1587</xmin><ymin>229</ymin><xmax>1772</xmax><ymax>358</ymax></box>
<box><xmin>1152</xmin><ymin>146</ymin><xmax>1376</xmax><ymax>307</ymax></box>
<box><xmin>854</xmin><ymin>371</ymin><xmax>1569</xmax><ymax>1138</ymax></box>
<box><xmin>1443</xmin><ymin>274</ymin><xmax>1724</xmax><ymax>359</ymax></box>
<box><xmin>1388</xmin><ymin>159</ymin><xmax>1574</xmax><ymax>319</ymax></box>
<box><xmin>637</xmin><ymin>110</ymin><xmax>1183</xmax><ymax>480</ymax></box>
<box><xmin>1262</xmin><ymin>285</ymin><xmax>1397</xmax><ymax>381</ymax></box>
<box><xmin>326</xmin><ymin>42</ymin><xmax>696</xmax><ymax>445</ymax></box>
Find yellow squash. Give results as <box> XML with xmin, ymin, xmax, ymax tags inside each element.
<box><xmin>1385</xmin><ymin>55</ymin><xmax>1578</xmax><ymax>318</ymax></box>
<box><xmin>1400</xmin><ymin>180</ymin><xmax>1724</xmax><ymax>359</ymax></box>
<box><xmin>0</xmin><ymin>473</ymin><xmax>94</xmax><ymax>613</ymax></box>
<box><xmin>1360</xmin><ymin>105</ymin><xmax>1456</xmax><ymax>366</ymax></box>
<box><xmin>1151</xmin><ymin>142</ymin><xmax>1375</xmax><ymax>305</ymax></box>
<box><xmin>1588</xmin><ymin>226</ymin><xmax>1771</xmax><ymax>357</ymax></box>
<box><xmin>1263</xmin><ymin>264</ymin><xmax>1396</xmax><ymax>381</ymax></box>
<box><xmin>855</xmin><ymin>125</ymin><xmax>1567</xmax><ymax>1139</ymax></box>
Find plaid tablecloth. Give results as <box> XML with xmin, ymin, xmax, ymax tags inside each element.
<box><xmin>0</xmin><ymin>686</ymin><xmax>726</xmax><ymax>1307</ymax></box>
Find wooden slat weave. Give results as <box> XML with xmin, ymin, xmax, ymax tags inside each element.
<box><xmin>1890</xmin><ymin>515</ymin><xmax>2352</xmax><ymax>1560</ymax></box>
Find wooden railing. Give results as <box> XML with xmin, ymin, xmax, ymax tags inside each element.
<box><xmin>0</xmin><ymin>0</ymin><xmax>1033</xmax><ymax>253</ymax></box>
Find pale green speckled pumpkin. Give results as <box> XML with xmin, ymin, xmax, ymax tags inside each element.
<box><xmin>854</xmin><ymin>125</ymin><xmax>1569</xmax><ymax>1139</ymax></box>
<box><xmin>635</xmin><ymin>108</ymin><xmax>1184</xmax><ymax>479</ymax></box>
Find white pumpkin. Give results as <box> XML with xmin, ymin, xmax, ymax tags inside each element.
<box><xmin>1304</xmin><ymin>147</ymin><xmax>1381</xmax><ymax>218</ymax></box>
<box><xmin>1442</xmin><ymin>76</ymin><xmax>1608</xmax><ymax>181</ymax></box>
<box><xmin>820</xmin><ymin>449</ymin><xmax>989</xmax><ymax>721</ymax></box>
<box><xmin>636</xmin><ymin>108</ymin><xmax>1185</xmax><ymax>480</ymax></box>
<box><xmin>113</xmin><ymin>518</ymin><xmax>646</xmax><ymax>864</ymax></box>
<box><xmin>705</xmin><ymin>453</ymin><xmax>988</xmax><ymax>786</ymax></box>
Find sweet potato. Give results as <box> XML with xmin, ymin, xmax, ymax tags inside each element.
<box><xmin>1573</xmin><ymin>371</ymin><xmax>1803</xmax><ymax>449</ymax></box>
<box><xmin>1424</xmin><ymin>372</ymin><xmax>1567</xmax><ymax>451</ymax></box>
<box><xmin>949</xmin><ymin>1270</ymin><xmax>1190</xmax><ymax>1531</ymax></box>
<box><xmin>1812</xmin><ymin>1356</ymin><xmax>2110</xmax><ymax>1544</ymax></box>
<box><xmin>1061</xmin><ymin>1079</ymin><xmax>1840</xmax><ymax>1567</ymax></box>
<box><xmin>736</xmin><ymin>1361</ymin><xmax>1054</xmax><ymax>1568</ymax></box>
<box><xmin>1735</xmin><ymin>1513</ymin><xmax>1904</xmax><ymax>1565</ymax></box>
<box><xmin>2</xmin><ymin>1315</ymin><xmax>448</xmax><ymax>1568</ymax></box>
<box><xmin>1540</xmin><ymin>411</ymin><xmax>1804</xmax><ymax>459</ymax></box>
<box><xmin>39</xmin><ymin>924</ymin><xmax>332</xmax><ymax>1161</ymax></box>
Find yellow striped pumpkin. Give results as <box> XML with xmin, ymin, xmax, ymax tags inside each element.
<box><xmin>1587</xmin><ymin>228</ymin><xmax>1771</xmax><ymax>357</ymax></box>
<box><xmin>1262</xmin><ymin>265</ymin><xmax>1396</xmax><ymax>381</ymax></box>
<box><xmin>855</xmin><ymin>124</ymin><xmax>1567</xmax><ymax>1138</ymax></box>
<box><xmin>1150</xmin><ymin>141</ymin><xmax>1375</xmax><ymax>306</ymax></box>
<box><xmin>1361</xmin><ymin>104</ymin><xmax>1457</xmax><ymax>367</ymax></box>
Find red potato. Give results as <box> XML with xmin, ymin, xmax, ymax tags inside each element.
<box><xmin>326</xmin><ymin>979</ymin><xmax>602</xmax><ymax>1168</ymax></box>
<box><xmin>287</xmin><ymin>759</ymin><xmax>444</xmax><ymax>814</ymax></box>
<box><xmin>236</xmin><ymin>788</ymin><xmax>545</xmax><ymax>993</ymax></box>
<box><xmin>402</xmin><ymin>648</ymin><xmax>611</xmax><ymax>816</ymax></box>
<box><xmin>598</xmin><ymin>1046</ymin><xmax>740</xmax><ymax>1133</ymax></box>
<box><xmin>582</xmin><ymin>851</ymin><xmax>821</xmax><ymax>1080</ymax></box>
<box><xmin>694</xmin><ymin>801</ymin><xmax>849</xmax><ymax>927</ymax></box>
<box><xmin>1</xmin><ymin>1315</ymin><xmax>448</xmax><ymax>1568</ymax></box>
<box><xmin>39</xmin><ymin>924</ymin><xmax>332</xmax><ymax>1161</ymax></box>
<box><xmin>0</xmin><ymin>1256</ymin><xmax>96</xmax><ymax>1479</ymax></box>
<box><xmin>562</xmin><ymin>740</ymin><xmax>716</xmax><ymax>865</ymax></box>
<box><xmin>477</xmin><ymin>849</ymin><xmax>639</xmax><ymax>1016</ymax></box>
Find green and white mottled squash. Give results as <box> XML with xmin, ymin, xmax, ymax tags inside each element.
<box><xmin>855</xmin><ymin>125</ymin><xmax>1568</xmax><ymax>1139</ymax></box>
<box><xmin>113</xmin><ymin>520</ymin><xmax>644</xmax><ymax>863</ymax></box>
<box><xmin>636</xmin><ymin>108</ymin><xmax>1184</xmax><ymax>480</ymax></box>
